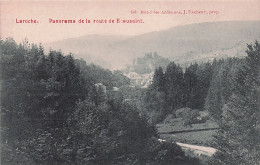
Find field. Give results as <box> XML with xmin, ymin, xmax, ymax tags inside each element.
<box><xmin>156</xmin><ymin>117</ymin><xmax>219</xmax><ymax>146</ymax></box>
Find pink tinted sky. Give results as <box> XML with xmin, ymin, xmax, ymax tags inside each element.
<box><xmin>0</xmin><ymin>0</ymin><xmax>260</xmax><ymax>43</ymax></box>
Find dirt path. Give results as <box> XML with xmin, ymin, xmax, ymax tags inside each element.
<box><xmin>176</xmin><ymin>142</ymin><xmax>217</xmax><ymax>157</ymax></box>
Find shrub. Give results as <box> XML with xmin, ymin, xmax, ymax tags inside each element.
<box><xmin>175</xmin><ymin>107</ymin><xmax>192</xmax><ymax>118</ymax></box>
<box><xmin>183</xmin><ymin>109</ymin><xmax>200</xmax><ymax>127</ymax></box>
<box><xmin>141</xmin><ymin>137</ymin><xmax>200</xmax><ymax>165</ymax></box>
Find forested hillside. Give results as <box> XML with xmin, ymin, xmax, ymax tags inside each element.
<box><xmin>0</xmin><ymin>38</ymin><xmax>200</xmax><ymax>165</ymax></box>
<box><xmin>44</xmin><ymin>21</ymin><xmax>260</xmax><ymax>69</ymax></box>
<box><xmin>1</xmin><ymin>37</ymin><xmax>259</xmax><ymax>165</ymax></box>
<box><xmin>209</xmin><ymin>42</ymin><xmax>260</xmax><ymax>165</ymax></box>
<box><xmin>142</xmin><ymin>41</ymin><xmax>260</xmax><ymax>165</ymax></box>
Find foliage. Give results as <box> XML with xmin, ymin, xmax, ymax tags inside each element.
<box><xmin>205</xmin><ymin>58</ymin><xmax>243</xmax><ymax>122</ymax></box>
<box><xmin>76</xmin><ymin>59</ymin><xmax>130</xmax><ymax>90</ymax></box>
<box><xmin>144</xmin><ymin>60</ymin><xmax>214</xmax><ymax>123</ymax></box>
<box><xmin>1</xmin><ymin>38</ymin><xmax>90</xmax><ymax>164</ymax></box>
<box><xmin>210</xmin><ymin>41</ymin><xmax>260</xmax><ymax>165</ymax></box>
<box><xmin>175</xmin><ymin>107</ymin><xmax>192</xmax><ymax>118</ymax></box>
<box><xmin>141</xmin><ymin>137</ymin><xmax>200</xmax><ymax>165</ymax></box>
<box><xmin>0</xmin><ymin>38</ymin><xmax>200</xmax><ymax>165</ymax></box>
<box><xmin>182</xmin><ymin>109</ymin><xmax>200</xmax><ymax>127</ymax></box>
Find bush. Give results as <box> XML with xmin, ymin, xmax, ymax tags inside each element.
<box><xmin>175</xmin><ymin>107</ymin><xmax>192</xmax><ymax>118</ymax></box>
<box><xmin>183</xmin><ymin>109</ymin><xmax>200</xmax><ymax>127</ymax></box>
<box><xmin>141</xmin><ymin>137</ymin><xmax>200</xmax><ymax>165</ymax></box>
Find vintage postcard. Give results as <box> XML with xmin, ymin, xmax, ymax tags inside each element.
<box><xmin>0</xmin><ymin>0</ymin><xmax>260</xmax><ymax>165</ymax></box>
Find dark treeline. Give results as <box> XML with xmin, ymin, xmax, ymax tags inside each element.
<box><xmin>0</xmin><ymin>38</ymin><xmax>199</xmax><ymax>165</ymax></box>
<box><xmin>145</xmin><ymin>41</ymin><xmax>260</xmax><ymax>165</ymax></box>
<box><xmin>145</xmin><ymin>60</ymin><xmax>215</xmax><ymax>122</ymax></box>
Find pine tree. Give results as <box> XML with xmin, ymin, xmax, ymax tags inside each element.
<box><xmin>212</xmin><ymin>41</ymin><xmax>260</xmax><ymax>165</ymax></box>
<box><xmin>165</xmin><ymin>62</ymin><xmax>184</xmax><ymax>113</ymax></box>
<box><xmin>152</xmin><ymin>66</ymin><xmax>165</xmax><ymax>92</ymax></box>
<box><xmin>205</xmin><ymin>58</ymin><xmax>243</xmax><ymax>121</ymax></box>
<box><xmin>183</xmin><ymin>63</ymin><xmax>198</xmax><ymax>108</ymax></box>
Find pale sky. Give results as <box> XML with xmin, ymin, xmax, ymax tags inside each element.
<box><xmin>1</xmin><ymin>0</ymin><xmax>260</xmax><ymax>44</ymax></box>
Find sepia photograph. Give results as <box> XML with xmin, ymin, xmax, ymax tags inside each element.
<box><xmin>0</xmin><ymin>0</ymin><xmax>259</xmax><ymax>164</ymax></box>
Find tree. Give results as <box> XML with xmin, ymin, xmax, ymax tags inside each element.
<box><xmin>183</xmin><ymin>63</ymin><xmax>199</xmax><ymax>108</ymax></box>
<box><xmin>205</xmin><ymin>58</ymin><xmax>243</xmax><ymax>121</ymax></box>
<box><xmin>1</xmin><ymin>38</ymin><xmax>201</xmax><ymax>165</ymax></box>
<box><xmin>144</xmin><ymin>66</ymin><xmax>167</xmax><ymax>123</ymax></box>
<box><xmin>152</xmin><ymin>66</ymin><xmax>165</xmax><ymax>92</ymax></box>
<box><xmin>211</xmin><ymin>41</ymin><xmax>260</xmax><ymax>165</ymax></box>
<box><xmin>165</xmin><ymin>62</ymin><xmax>184</xmax><ymax>113</ymax></box>
<box><xmin>0</xmin><ymin>39</ymin><xmax>93</xmax><ymax>164</ymax></box>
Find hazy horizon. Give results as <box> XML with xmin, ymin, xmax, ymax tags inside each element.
<box><xmin>41</xmin><ymin>21</ymin><xmax>260</xmax><ymax>70</ymax></box>
<box><xmin>44</xmin><ymin>20</ymin><xmax>260</xmax><ymax>44</ymax></box>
